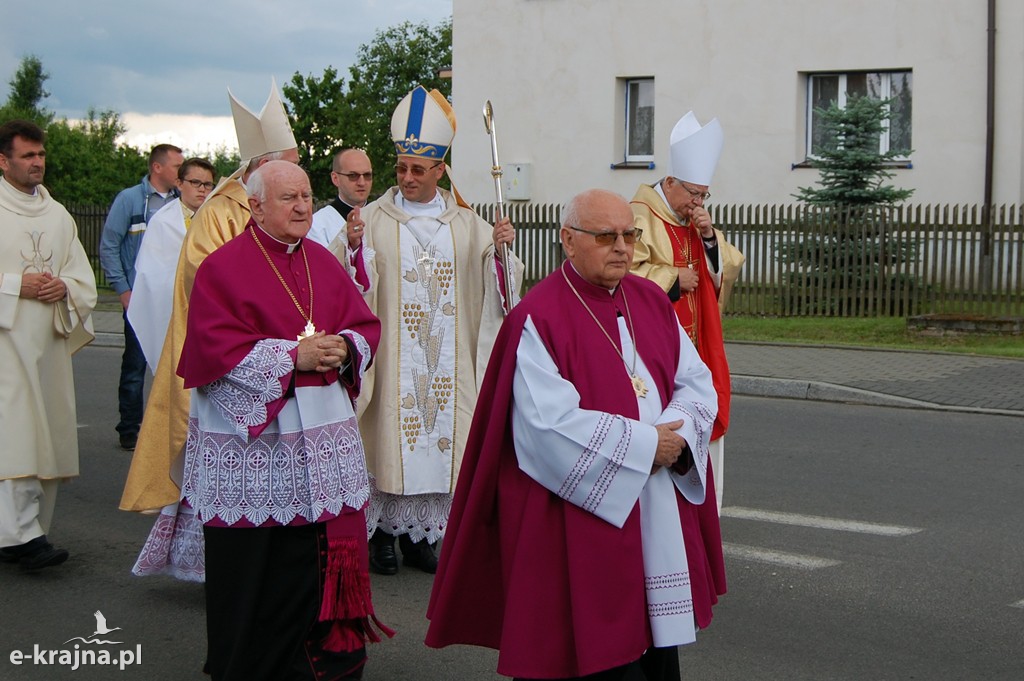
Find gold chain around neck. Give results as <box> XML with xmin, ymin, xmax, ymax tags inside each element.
<box><xmin>560</xmin><ymin>265</ymin><xmax>648</xmax><ymax>397</ymax></box>
<box><xmin>250</xmin><ymin>226</ymin><xmax>314</xmax><ymax>327</ymax></box>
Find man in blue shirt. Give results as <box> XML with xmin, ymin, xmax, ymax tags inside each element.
<box><xmin>99</xmin><ymin>144</ymin><xmax>183</xmax><ymax>451</ymax></box>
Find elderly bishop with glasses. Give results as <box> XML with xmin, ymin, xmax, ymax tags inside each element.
<box><xmin>328</xmin><ymin>85</ymin><xmax>523</xmax><ymax>577</ymax></box>
<box><xmin>629</xmin><ymin>112</ymin><xmax>744</xmax><ymax>512</ymax></box>
<box><xmin>426</xmin><ymin>189</ymin><xmax>725</xmax><ymax>681</ymax></box>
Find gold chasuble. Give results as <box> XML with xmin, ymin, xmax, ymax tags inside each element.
<box><xmin>120</xmin><ymin>180</ymin><xmax>251</xmax><ymax>512</ymax></box>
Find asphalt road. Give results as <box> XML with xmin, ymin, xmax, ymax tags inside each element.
<box><xmin>1</xmin><ymin>346</ymin><xmax>1021</xmax><ymax>680</ymax></box>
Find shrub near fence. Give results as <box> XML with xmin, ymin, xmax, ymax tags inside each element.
<box><xmin>713</xmin><ymin>203</ymin><xmax>1024</xmax><ymax>317</ymax></box>
<box><xmin>72</xmin><ymin>200</ymin><xmax>1024</xmax><ymax>318</ymax></box>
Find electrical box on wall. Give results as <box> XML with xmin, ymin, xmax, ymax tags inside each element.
<box><xmin>503</xmin><ymin>163</ymin><xmax>532</xmax><ymax>201</ymax></box>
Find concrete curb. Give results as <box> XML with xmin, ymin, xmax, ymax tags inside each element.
<box><xmin>732</xmin><ymin>375</ymin><xmax>1024</xmax><ymax>418</ymax></box>
<box><xmin>91</xmin><ymin>332</ymin><xmax>125</xmax><ymax>349</ymax></box>
<box><xmin>80</xmin><ymin>329</ymin><xmax>1024</xmax><ymax>418</ymax></box>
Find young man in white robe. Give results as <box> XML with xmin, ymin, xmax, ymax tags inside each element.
<box><xmin>128</xmin><ymin>156</ymin><xmax>216</xmax><ymax>373</ymax></box>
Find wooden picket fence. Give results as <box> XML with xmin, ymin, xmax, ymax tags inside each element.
<box><xmin>477</xmin><ymin>202</ymin><xmax>1024</xmax><ymax>317</ymax></box>
<box><xmin>710</xmin><ymin>203</ymin><xmax>1024</xmax><ymax>317</ymax></box>
<box><xmin>72</xmin><ymin>200</ymin><xmax>1024</xmax><ymax>317</ymax></box>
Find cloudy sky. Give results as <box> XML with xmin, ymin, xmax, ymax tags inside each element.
<box><xmin>0</xmin><ymin>0</ymin><xmax>452</xmax><ymax>152</ymax></box>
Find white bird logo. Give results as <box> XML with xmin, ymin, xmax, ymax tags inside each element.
<box><xmin>91</xmin><ymin>611</ymin><xmax>122</xmax><ymax>637</ymax></box>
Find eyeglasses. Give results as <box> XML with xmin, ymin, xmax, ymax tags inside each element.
<box><xmin>183</xmin><ymin>178</ymin><xmax>216</xmax><ymax>190</ymax></box>
<box><xmin>336</xmin><ymin>171</ymin><xmax>373</xmax><ymax>182</ymax></box>
<box><xmin>394</xmin><ymin>161</ymin><xmax>442</xmax><ymax>177</ymax></box>
<box><xmin>569</xmin><ymin>226</ymin><xmax>643</xmax><ymax>245</ymax></box>
<box><xmin>676</xmin><ymin>181</ymin><xmax>711</xmax><ymax>202</ymax></box>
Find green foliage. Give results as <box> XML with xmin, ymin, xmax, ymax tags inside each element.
<box><xmin>787</xmin><ymin>96</ymin><xmax>918</xmax><ymax>314</ymax></box>
<box><xmin>0</xmin><ymin>56</ymin><xmax>151</xmax><ymax>205</ymax></box>
<box><xmin>44</xmin><ymin>109</ymin><xmax>148</xmax><ymax>205</ymax></box>
<box><xmin>0</xmin><ymin>54</ymin><xmax>53</xmax><ymax>125</ymax></box>
<box><xmin>795</xmin><ymin>95</ymin><xmax>913</xmax><ymax>207</ymax></box>
<box><xmin>282</xmin><ymin>66</ymin><xmax>350</xmax><ymax>200</ymax></box>
<box><xmin>207</xmin><ymin>146</ymin><xmax>242</xmax><ymax>181</ymax></box>
<box><xmin>282</xmin><ymin>18</ymin><xmax>453</xmax><ymax>201</ymax></box>
<box><xmin>721</xmin><ymin>315</ymin><xmax>1024</xmax><ymax>359</ymax></box>
<box><xmin>776</xmin><ymin>206</ymin><xmax>923</xmax><ymax>315</ymax></box>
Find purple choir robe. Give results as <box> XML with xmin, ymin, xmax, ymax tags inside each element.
<box><xmin>426</xmin><ymin>263</ymin><xmax>727</xmax><ymax>679</ymax></box>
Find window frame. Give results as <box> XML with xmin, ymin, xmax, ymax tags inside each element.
<box><xmin>805</xmin><ymin>70</ymin><xmax>912</xmax><ymax>162</ymax></box>
<box><xmin>624</xmin><ymin>77</ymin><xmax>655</xmax><ymax>164</ymax></box>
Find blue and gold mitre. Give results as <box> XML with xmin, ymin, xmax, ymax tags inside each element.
<box><xmin>391</xmin><ymin>85</ymin><xmax>456</xmax><ymax>160</ymax></box>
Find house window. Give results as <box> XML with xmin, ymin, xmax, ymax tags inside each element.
<box><xmin>806</xmin><ymin>71</ymin><xmax>912</xmax><ymax>159</ymax></box>
<box><xmin>625</xmin><ymin>78</ymin><xmax>654</xmax><ymax>163</ymax></box>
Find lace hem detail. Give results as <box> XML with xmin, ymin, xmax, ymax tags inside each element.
<box><xmin>131</xmin><ymin>505</ymin><xmax>206</xmax><ymax>582</ymax></box>
<box><xmin>200</xmin><ymin>339</ymin><xmax>297</xmax><ymax>437</ymax></box>
<box><xmin>344</xmin><ymin>329</ymin><xmax>372</xmax><ymax>382</ymax></box>
<box><xmin>183</xmin><ymin>414</ymin><xmax>370</xmax><ymax>527</ymax></box>
<box><xmin>366</xmin><ymin>483</ymin><xmax>451</xmax><ymax>544</ymax></box>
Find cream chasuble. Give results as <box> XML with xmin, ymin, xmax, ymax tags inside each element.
<box><xmin>334</xmin><ymin>187</ymin><xmax>522</xmax><ymax>539</ymax></box>
<box><xmin>0</xmin><ymin>177</ymin><xmax>96</xmax><ymax>481</ymax></box>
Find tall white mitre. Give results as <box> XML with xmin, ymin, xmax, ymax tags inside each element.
<box><xmin>229</xmin><ymin>77</ymin><xmax>297</xmax><ymax>164</ymax></box>
<box><xmin>668</xmin><ymin>111</ymin><xmax>724</xmax><ymax>186</ymax></box>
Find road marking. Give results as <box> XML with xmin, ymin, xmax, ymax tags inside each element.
<box><xmin>723</xmin><ymin>543</ymin><xmax>841</xmax><ymax>570</ymax></box>
<box><xmin>1010</xmin><ymin>600</ymin><xmax>1024</xmax><ymax>609</ymax></box>
<box><xmin>722</xmin><ymin>506</ymin><xmax>922</xmax><ymax>537</ymax></box>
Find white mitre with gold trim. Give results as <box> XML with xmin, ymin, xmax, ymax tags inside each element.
<box><xmin>391</xmin><ymin>85</ymin><xmax>456</xmax><ymax>161</ymax></box>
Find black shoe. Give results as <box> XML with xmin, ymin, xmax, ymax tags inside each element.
<box><xmin>2</xmin><ymin>536</ymin><xmax>69</xmax><ymax>571</ymax></box>
<box><xmin>368</xmin><ymin>532</ymin><xmax>398</xmax><ymax>575</ymax></box>
<box><xmin>399</xmin><ymin>535</ymin><xmax>438</xmax><ymax>574</ymax></box>
<box><xmin>20</xmin><ymin>543</ymin><xmax>69</xmax><ymax>571</ymax></box>
<box><xmin>119</xmin><ymin>432</ymin><xmax>138</xmax><ymax>451</ymax></box>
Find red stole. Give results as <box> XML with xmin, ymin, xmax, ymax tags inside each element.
<box><xmin>425</xmin><ymin>265</ymin><xmax>725</xmax><ymax>679</ymax></box>
<box><xmin>658</xmin><ymin>214</ymin><xmax>731</xmax><ymax>440</ymax></box>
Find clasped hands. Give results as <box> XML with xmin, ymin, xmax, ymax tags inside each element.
<box><xmin>296</xmin><ymin>332</ymin><xmax>349</xmax><ymax>373</ymax></box>
<box><xmin>652</xmin><ymin>419</ymin><xmax>693</xmax><ymax>475</ymax></box>
<box><xmin>20</xmin><ymin>272</ymin><xmax>66</xmax><ymax>303</ymax></box>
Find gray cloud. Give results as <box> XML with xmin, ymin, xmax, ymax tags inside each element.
<box><xmin>0</xmin><ymin>0</ymin><xmax>451</xmax><ymax>118</ymax></box>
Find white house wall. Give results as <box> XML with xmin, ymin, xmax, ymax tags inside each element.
<box><xmin>450</xmin><ymin>0</ymin><xmax>1024</xmax><ymax>208</ymax></box>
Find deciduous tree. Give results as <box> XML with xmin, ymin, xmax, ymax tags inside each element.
<box><xmin>282</xmin><ymin>66</ymin><xmax>349</xmax><ymax>200</ymax></box>
<box><xmin>44</xmin><ymin>109</ymin><xmax>147</xmax><ymax>205</ymax></box>
<box><xmin>282</xmin><ymin>18</ymin><xmax>452</xmax><ymax>201</ymax></box>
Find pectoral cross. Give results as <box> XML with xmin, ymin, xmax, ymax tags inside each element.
<box><xmin>417</xmin><ymin>249</ymin><xmax>436</xmax><ymax>281</ymax></box>
<box><xmin>631</xmin><ymin>374</ymin><xmax>649</xmax><ymax>398</ymax></box>
<box><xmin>297</xmin><ymin>320</ymin><xmax>317</xmax><ymax>340</ymax></box>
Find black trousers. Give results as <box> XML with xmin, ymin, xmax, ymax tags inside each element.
<box><xmin>513</xmin><ymin>646</ymin><xmax>680</xmax><ymax>681</ymax></box>
<box><xmin>204</xmin><ymin>523</ymin><xmax>366</xmax><ymax>681</ymax></box>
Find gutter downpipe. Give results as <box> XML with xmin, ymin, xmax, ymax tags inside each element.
<box><xmin>982</xmin><ymin>0</ymin><xmax>996</xmax><ymax>292</ymax></box>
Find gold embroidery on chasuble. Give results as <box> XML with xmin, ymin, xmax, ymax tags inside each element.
<box><xmin>666</xmin><ymin>222</ymin><xmax>700</xmax><ymax>347</ymax></box>
<box><xmin>397</xmin><ymin>223</ymin><xmax>458</xmax><ymax>492</ymax></box>
<box><xmin>21</xmin><ymin>231</ymin><xmax>54</xmax><ymax>274</ymax></box>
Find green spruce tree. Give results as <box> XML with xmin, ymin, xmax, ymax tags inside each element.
<box><xmin>795</xmin><ymin>94</ymin><xmax>913</xmax><ymax>207</ymax></box>
<box><xmin>785</xmin><ymin>95</ymin><xmax>917</xmax><ymax>315</ymax></box>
